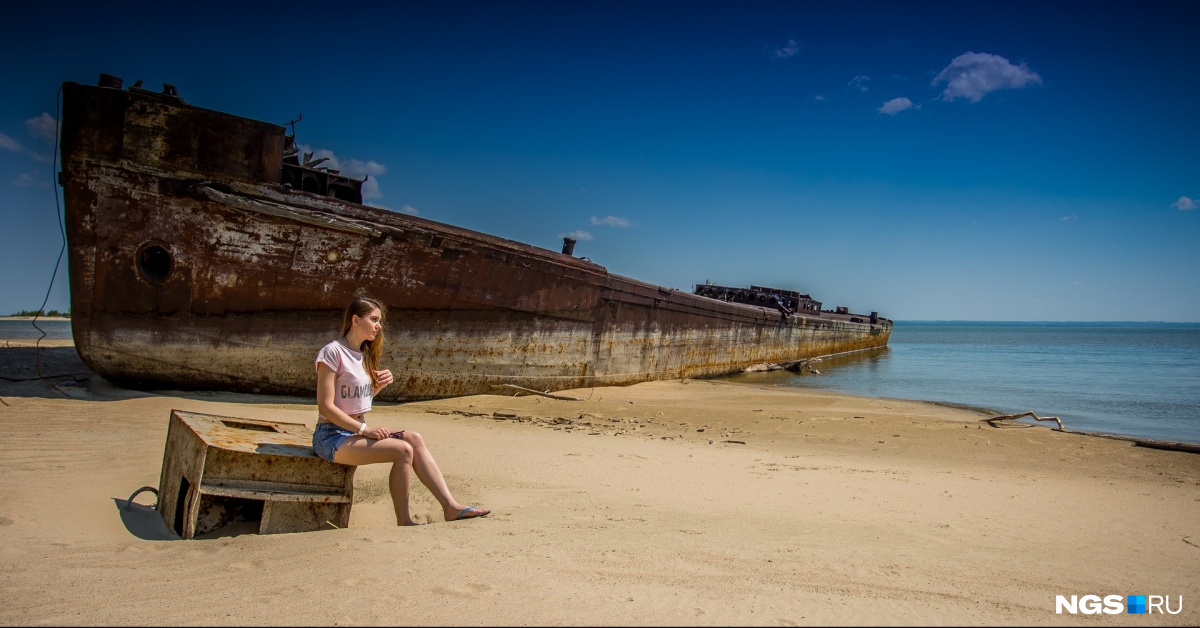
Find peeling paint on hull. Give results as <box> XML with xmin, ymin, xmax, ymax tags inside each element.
<box><xmin>59</xmin><ymin>78</ymin><xmax>891</xmax><ymax>401</ymax></box>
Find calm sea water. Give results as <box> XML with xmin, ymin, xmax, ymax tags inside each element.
<box><xmin>729</xmin><ymin>322</ymin><xmax>1200</xmax><ymax>445</ymax></box>
<box><xmin>0</xmin><ymin>319</ymin><xmax>73</xmax><ymax>339</ymax></box>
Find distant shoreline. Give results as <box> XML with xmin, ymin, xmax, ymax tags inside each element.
<box><xmin>8</xmin><ymin>316</ymin><xmax>1196</xmax><ymax>325</ymax></box>
<box><xmin>895</xmin><ymin>319</ymin><xmax>1200</xmax><ymax>326</ymax></box>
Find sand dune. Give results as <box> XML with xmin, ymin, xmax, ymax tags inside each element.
<box><xmin>1</xmin><ymin>340</ymin><xmax>1197</xmax><ymax>625</ymax></box>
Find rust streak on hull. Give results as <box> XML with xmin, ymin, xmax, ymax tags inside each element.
<box><xmin>59</xmin><ymin>77</ymin><xmax>892</xmax><ymax>401</ymax></box>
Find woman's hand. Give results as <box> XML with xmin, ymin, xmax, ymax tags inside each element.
<box><xmin>362</xmin><ymin>425</ymin><xmax>393</xmax><ymax>440</ymax></box>
<box><xmin>374</xmin><ymin>368</ymin><xmax>394</xmax><ymax>391</ymax></box>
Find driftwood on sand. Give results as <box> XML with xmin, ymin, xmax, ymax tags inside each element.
<box><xmin>495</xmin><ymin>384</ymin><xmax>584</xmax><ymax>401</ymax></box>
<box><xmin>742</xmin><ymin>358</ymin><xmax>820</xmax><ymax>375</ymax></box>
<box><xmin>982</xmin><ymin>411</ymin><xmax>1200</xmax><ymax>455</ymax></box>
<box><xmin>982</xmin><ymin>411</ymin><xmax>1065</xmax><ymax>431</ymax></box>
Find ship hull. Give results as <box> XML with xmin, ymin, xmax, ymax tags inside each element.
<box><xmin>59</xmin><ymin>80</ymin><xmax>890</xmax><ymax>400</ymax></box>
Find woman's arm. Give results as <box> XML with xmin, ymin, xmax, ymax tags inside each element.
<box><xmin>317</xmin><ymin>363</ymin><xmax>390</xmax><ymax>439</ymax></box>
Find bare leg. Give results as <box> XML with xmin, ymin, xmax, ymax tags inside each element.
<box><xmin>333</xmin><ymin>437</ymin><xmax>418</xmax><ymax>525</ymax></box>
<box><xmin>401</xmin><ymin>431</ymin><xmax>489</xmax><ymax>521</ymax></box>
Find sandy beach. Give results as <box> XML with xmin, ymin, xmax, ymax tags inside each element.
<box><xmin>1</xmin><ymin>338</ymin><xmax>1197</xmax><ymax>626</ymax></box>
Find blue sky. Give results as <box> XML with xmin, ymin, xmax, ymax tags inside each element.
<box><xmin>2</xmin><ymin>0</ymin><xmax>1198</xmax><ymax>321</ymax></box>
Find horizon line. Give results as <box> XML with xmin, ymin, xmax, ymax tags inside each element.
<box><xmin>894</xmin><ymin>319</ymin><xmax>1200</xmax><ymax>325</ymax></box>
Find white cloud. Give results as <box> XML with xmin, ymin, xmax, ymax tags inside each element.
<box><xmin>878</xmin><ymin>97</ymin><xmax>915</xmax><ymax>115</ymax></box>
<box><xmin>848</xmin><ymin>75</ymin><xmax>870</xmax><ymax>93</ymax></box>
<box><xmin>298</xmin><ymin>144</ymin><xmax>387</xmax><ymax>200</ymax></box>
<box><xmin>14</xmin><ymin>172</ymin><xmax>50</xmax><ymax>188</ymax></box>
<box><xmin>400</xmin><ymin>204</ymin><xmax>419</xmax><ymax>215</ymax></box>
<box><xmin>25</xmin><ymin>113</ymin><xmax>57</xmax><ymax>144</ymax></box>
<box><xmin>773</xmin><ymin>38</ymin><xmax>800</xmax><ymax>59</ymax></box>
<box><xmin>360</xmin><ymin>178</ymin><xmax>383</xmax><ymax>200</ymax></box>
<box><xmin>589</xmin><ymin>215</ymin><xmax>630</xmax><ymax>228</ymax></box>
<box><xmin>1</xmin><ymin>118</ymin><xmax>58</xmax><ymax>165</ymax></box>
<box><xmin>1172</xmin><ymin>196</ymin><xmax>1198</xmax><ymax>211</ymax></box>
<box><xmin>814</xmin><ymin>94</ymin><xmax>826</xmax><ymax>102</ymax></box>
<box><xmin>345</xmin><ymin>158</ymin><xmax>387</xmax><ymax>177</ymax></box>
<box><xmin>561</xmin><ymin>230</ymin><xmax>593</xmax><ymax>241</ymax></box>
<box><xmin>0</xmin><ymin>132</ymin><xmax>21</xmax><ymax>152</ymax></box>
<box><xmin>303</xmin><ymin>148</ymin><xmax>387</xmax><ymax>179</ymax></box>
<box><xmin>932</xmin><ymin>52</ymin><xmax>1042</xmax><ymax>103</ymax></box>
<box><xmin>1060</xmin><ymin>213</ymin><xmax>1078</xmax><ymax>221</ymax></box>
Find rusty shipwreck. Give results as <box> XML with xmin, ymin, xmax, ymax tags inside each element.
<box><xmin>58</xmin><ymin>74</ymin><xmax>892</xmax><ymax>401</ymax></box>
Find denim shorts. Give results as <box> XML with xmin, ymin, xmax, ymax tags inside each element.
<box><xmin>312</xmin><ymin>420</ymin><xmax>354</xmax><ymax>462</ymax></box>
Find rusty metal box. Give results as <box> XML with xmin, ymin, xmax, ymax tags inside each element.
<box><xmin>157</xmin><ymin>409</ymin><xmax>355</xmax><ymax>539</ymax></box>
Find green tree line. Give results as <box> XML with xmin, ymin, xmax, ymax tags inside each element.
<box><xmin>8</xmin><ymin>309</ymin><xmax>71</xmax><ymax>317</ymax></box>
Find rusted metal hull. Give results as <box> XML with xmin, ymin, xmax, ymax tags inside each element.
<box><xmin>59</xmin><ymin>78</ymin><xmax>891</xmax><ymax>401</ymax></box>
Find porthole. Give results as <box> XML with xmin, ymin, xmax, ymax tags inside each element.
<box><xmin>136</xmin><ymin>242</ymin><xmax>174</xmax><ymax>285</ymax></box>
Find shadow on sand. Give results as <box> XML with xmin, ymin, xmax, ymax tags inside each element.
<box><xmin>0</xmin><ymin>346</ymin><xmax>91</xmax><ymax>381</ymax></box>
<box><xmin>0</xmin><ymin>345</ymin><xmax>316</xmax><ymax>406</ymax></box>
<box><xmin>113</xmin><ymin>493</ymin><xmax>270</xmax><ymax>541</ymax></box>
<box><xmin>112</xmin><ymin>496</ymin><xmax>178</xmax><ymax>541</ymax></box>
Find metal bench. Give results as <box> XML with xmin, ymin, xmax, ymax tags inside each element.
<box><xmin>156</xmin><ymin>410</ymin><xmax>355</xmax><ymax>539</ymax></box>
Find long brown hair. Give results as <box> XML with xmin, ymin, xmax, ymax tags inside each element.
<box><xmin>341</xmin><ymin>296</ymin><xmax>386</xmax><ymax>388</ymax></box>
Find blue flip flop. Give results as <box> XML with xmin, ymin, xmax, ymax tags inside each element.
<box><xmin>454</xmin><ymin>506</ymin><xmax>490</xmax><ymax>521</ymax></box>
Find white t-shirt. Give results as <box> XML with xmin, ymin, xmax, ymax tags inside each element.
<box><xmin>315</xmin><ymin>339</ymin><xmax>373</xmax><ymax>419</ymax></box>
